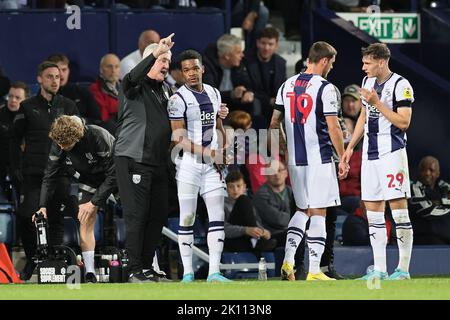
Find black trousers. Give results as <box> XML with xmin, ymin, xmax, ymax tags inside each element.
<box><xmin>18</xmin><ymin>175</ymin><xmax>69</xmax><ymax>261</ymax></box>
<box><xmin>224</xmin><ymin>195</ymin><xmax>257</xmax><ymax>252</ymax></box>
<box><xmin>115</xmin><ymin>156</ymin><xmax>168</xmax><ymax>274</ymax></box>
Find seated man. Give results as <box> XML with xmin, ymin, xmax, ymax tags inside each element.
<box><xmin>244</xmin><ymin>27</ymin><xmax>286</xmax><ymax>127</ymax></box>
<box><xmin>120</xmin><ymin>29</ymin><xmax>160</xmax><ymax>79</ymax></box>
<box><xmin>37</xmin><ymin>115</ymin><xmax>117</xmax><ymax>283</ymax></box>
<box><xmin>0</xmin><ymin>81</ymin><xmax>29</xmax><ymax>202</ymax></box>
<box><xmin>89</xmin><ymin>54</ymin><xmax>121</xmax><ymax>135</ymax></box>
<box><xmin>224</xmin><ymin>170</ymin><xmax>276</xmax><ymax>254</ymax></box>
<box><xmin>409</xmin><ymin>156</ymin><xmax>450</xmax><ymax>244</ymax></box>
<box><xmin>203</xmin><ymin>34</ymin><xmax>259</xmax><ymax>122</ymax></box>
<box><xmin>341</xmin><ymin>84</ymin><xmax>361</xmax><ymax>122</ymax></box>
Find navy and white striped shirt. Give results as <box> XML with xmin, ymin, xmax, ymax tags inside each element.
<box><xmin>361</xmin><ymin>73</ymin><xmax>414</xmax><ymax>160</ymax></box>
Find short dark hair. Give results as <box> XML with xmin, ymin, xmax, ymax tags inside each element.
<box><xmin>361</xmin><ymin>43</ymin><xmax>391</xmax><ymax>60</ymax></box>
<box><xmin>37</xmin><ymin>61</ymin><xmax>59</xmax><ymax>76</ymax></box>
<box><xmin>178</xmin><ymin>49</ymin><xmax>202</xmax><ymax>64</ymax></box>
<box><xmin>257</xmin><ymin>27</ymin><xmax>279</xmax><ymax>41</ymax></box>
<box><xmin>225</xmin><ymin>170</ymin><xmax>245</xmax><ymax>184</ymax></box>
<box><xmin>308</xmin><ymin>41</ymin><xmax>337</xmax><ymax>64</ymax></box>
<box><xmin>46</xmin><ymin>53</ymin><xmax>70</xmax><ymax>65</ymax></box>
<box><xmin>10</xmin><ymin>81</ymin><xmax>30</xmax><ymax>98</ymax></box>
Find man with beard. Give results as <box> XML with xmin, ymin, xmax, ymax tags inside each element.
<box><xmin>14</xmin><ymin>61</ymin><xmax>78</xmax><ymax>280</ymax></box>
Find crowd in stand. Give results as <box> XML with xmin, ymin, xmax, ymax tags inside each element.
<box><xmin>0</xmin><ymin>2</ymin><xmax>448</xmax><ymax>282</ymax></box>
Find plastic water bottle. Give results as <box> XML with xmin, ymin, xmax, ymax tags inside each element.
<box><xmin>258</xmin><ymin>257</ymin><xmax>267</xmax><ymax>281</ymax></box>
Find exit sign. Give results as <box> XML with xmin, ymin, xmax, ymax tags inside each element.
<box><xmin>337</xmin><ymin>13</ymin><xmax>421</xmax><ymax>43</ymax></box>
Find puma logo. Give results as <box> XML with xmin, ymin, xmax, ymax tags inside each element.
<box><xmin>369</xmin><ymin>232</ymin><xmax>376</xmax><ymax>239</ymax></box>
<box><xmin>182</xmin><ymin>242</ymin><xmax>192</xmax><ymax>248</ymax></box>
<box><xmin>218</xmin><ymin>239</ymin><xmax>224</xmax><ymax>243</ymax></box>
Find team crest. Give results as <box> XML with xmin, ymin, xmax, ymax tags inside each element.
<box><xmin>132</xmin><ymin>174</ymin><xmax>141</xmax><ymax>184</ymax></box>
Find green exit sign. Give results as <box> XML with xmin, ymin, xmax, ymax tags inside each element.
<box><xmin>337</xmin><ymin>13</ymin><xmax>421</xmax><ymax>43</ymax></box>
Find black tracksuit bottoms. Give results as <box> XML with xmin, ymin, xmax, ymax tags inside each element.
<box><xmin>114</xmin><ymin>156</ymin><xmax>168</xmax><ymax>274</ymax></box>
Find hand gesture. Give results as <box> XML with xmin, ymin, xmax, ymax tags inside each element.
<box><xmin>338</xmin><ymin>159</ymin><xmax>350</xmax><ymax>180</ymax></box>
<box><xmin>218</xmin><ymin>103</ymin><xmax>229</xmax><ymax>120</ymax></box>
<box><xmin>360</xmin><ymin>88</ymin><xmax>380</xmax><ymax>107</ymax></box>
<box><xmin>153</xmin><ymin>33</ymin><xmax>175</xmax><ymax>58</ymax></box>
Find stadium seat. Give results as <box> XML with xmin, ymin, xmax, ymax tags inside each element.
<box><xmin>0</xmin><ymin>212</ymin><xmax>13</xmax><ymax>245</ymax></box>
<box><xmin>114</xmin><ymin>218</ymin><xmax>126</xmax><ymax>249</ymax></box>
<box><xmin>221</xmin><ymin>252</ymin><xmax>259</xmax><ymax>279</ymax></box>
<box><xmin>62</xmin><ymin>216</ymin><xmax>80</xmax><ymax>249</ymax></box>
<box><xmin>0</xmin><ymin>203</ymin><xmax>15</xmax><ymax>246</ymax></box>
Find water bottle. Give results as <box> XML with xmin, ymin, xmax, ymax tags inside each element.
<box><xmin>258</xmin><ymin>257</ymin><xmax>267</xmax><ymax>281</ymax></box>
<box><xmin>35</xmin><ymin>212</ymin><xmax>49</xmax><ymax>259</ymax></box>
<box><xmin>120</xmin><ymin>249</ymin><xmax>129</xmax><ymax>282</ymax></box>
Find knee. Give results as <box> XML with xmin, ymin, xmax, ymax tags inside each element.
<box><xmin>180</xmin><ymin>211</ymin><xmax>196</xmax><ymax>227</ymax></box>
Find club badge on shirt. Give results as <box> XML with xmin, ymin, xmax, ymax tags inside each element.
<box><xmin>132</xmin><ymin>174</ymin><xmax>141</xmax><ymax>184</ymax></box>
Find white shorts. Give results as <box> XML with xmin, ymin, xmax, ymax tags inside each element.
<box><xmin>361</xmin><ymin>148</ymin><xmax>411</xmax><ymax>201</ymax></box>
<box><xmin>288</xmin><ymin>162</ymin><xmax>341</xmax><ymax>209</ymax></box>
<box><xmin>175</xmin><ymin>153</ymin><xmax>226</xmax><ymax>196</ymax></box>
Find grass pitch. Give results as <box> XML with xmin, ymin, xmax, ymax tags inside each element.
<box><xmin>1</xmin><ymin>278</ymin><xmax>450</xmax><ymax>300</ymax></box>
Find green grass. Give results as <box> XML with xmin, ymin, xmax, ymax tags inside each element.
<box><xmin>1</xmin><ymin>278</ymin><xmax>450</xmax><ymax>300</ymax></box>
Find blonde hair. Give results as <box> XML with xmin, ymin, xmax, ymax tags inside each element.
<box><xmin>49</xmin><ymin>116</ymin><xmax>84</xmax><ymax>146</ymax></box>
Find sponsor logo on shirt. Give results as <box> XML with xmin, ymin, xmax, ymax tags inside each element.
<box><xmin>200</xmin><ymin>111</ymin><xmax>215</xmax><ymax>126</ymax></box>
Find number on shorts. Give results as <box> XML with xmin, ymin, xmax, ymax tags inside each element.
<box><xmin>387</xmin><ymin>173</ymin><xmax>404</xmax><ymax>188</ymax></box>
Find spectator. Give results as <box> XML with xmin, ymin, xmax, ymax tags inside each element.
<box><xmin>244</xmin><ymin>27</ymin><xmax>287</xmax><ymax>127</ymax></box>
<box><xmin>231</xmin><ymin>0</ymin><xmax>269</xmax><ymax>53</ymax></box>
<box><xmin>36</xmin><ymin>0</ymin><xmax>66</xmax><ymax>8</ymax></box>
<box><xmin>89</xmin><ymin>53</ymin><xmax>121</xmax><ymax>135</ymax></box>
<box><xmin>227</xmin><ymin>110</ymin><xmax>267</xmax><ymax>194</ymax></box>
<box><xmin>253</xmin><ymin>159</ymin><xmax>307</xmax><ymax>275</ymax></box>
<box><xmin>47</xmin><ymin>53</ymin><xmax>101</xmax><ymax>125</ymax></box>
<box><xmin>120</xmin><ymin>30</ymin><xmax>161</xmax><ymax>80</ymax></box>
<box><xmin>338</xmin><ymin>117</ymin><xmax>362</xmax><ymax>215</ymax></box>
<box><xmin>203</xmin><ymin>34</ymin><xmax>258</xmax><ymax>119</ymax></box>
<box><xmin>14</xmin><ymin>61</ymin><xmax>79</xmax><ymax>281</ymax></box>
<box><xmin>0</xmin><ymin>82</ymin><xmax>29</xmax><ymax>202</ymax></box>
<box><xmin>0</xmin><ymin>66</ymin><xmax>10</xmax><ymax>103</ymax></box>
<box><xmin>409</xmin><ymin>156</ymin><xmax>450</xmax><ymax>244</ymax></box>
<box><xmin>341</xmin><ymin>84</ymin><xmax>361</xmax><ymax>121</ymax></box>
<box><xmin>224</xmin><ymin>170</ymin><xmax>276</xmax><ymax>254</ymax></box>
<box><xmin>281</xmin><ymin>0</ymin><xmax>302</xmax><ymax>41</ymax></box>
<box><xmin>0</xmin><ymin>0</ymin><xmax>22</xmax><ymax>9</ymax></box>
<box><xmin>165</xmin><ymin>59</ymin><xmax>184</xmax><ymax>92</ymax></box>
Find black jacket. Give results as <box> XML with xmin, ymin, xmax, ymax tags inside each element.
<box><xmin>14</xmin><ymin>94</ymin><xmax>79</xmax><ymax>176</ymax></box>
<box><xmin>40</xmin><ymin>124</ymin><xmax>116</xmax><ymax>207</ymax></box>
<box><xmin>59</xmin><ymin>83</ymin><xmax>101</xmax><ymax>124</ymax></box>
<box><xmin>244</xmin><ymin>52</ymin><xmax>286</xmax><ymax>109</ymax></box>
<box><xmin>202</xmin><ymin>44</ymin><xmax>253</xmax><ymax>105</ymax></box>
<box><xmin>0</xmin><ymin>67</ymin><xmax>10</xmax><ymax>99</ymax></box>
<box><xmin>0</xmin><ymin>106</ymin><xmax>21</xmax><ymax>178</ymax></box>
<box><xmin>114</xmin><ymin>53</ymin><xmax>172</xmax><ymax>166</ymax></box>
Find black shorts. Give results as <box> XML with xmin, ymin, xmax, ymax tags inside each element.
<box><xmin>78</xmin><ymin>188</ymin><xmax>94</xmax><ymax>205</ymax></box>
